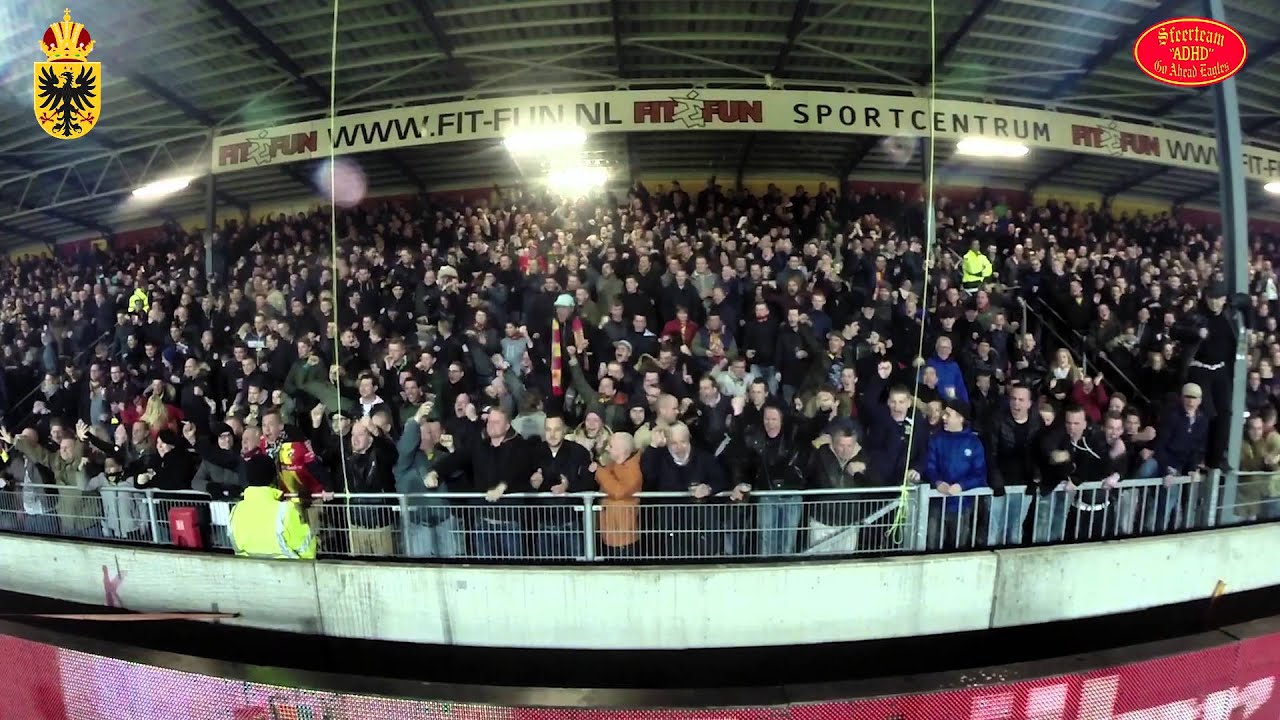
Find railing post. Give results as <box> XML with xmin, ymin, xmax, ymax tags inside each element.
<box><xmin>581</xmin><ymin>495</ymin><xmax>597</xmax><ymax>562</ymax></box>
<box><xmin>399</xmin><ymin>494</ymin><xmax>411</xmax><ymax>555</ymax></box>
<box><xmin>144</xmin><ymin>489</ymin><xmax>160</xmax><ymax>544</ymax></box>
<box><xmin>912</xmin><ymin>484</ymin><xmax>930</xmax><ymax>551</ymax></box>
<box><xmin>1206</xmin><ymin>468</ymin><xmax>1222</xmax><ymax>528</ymax></box>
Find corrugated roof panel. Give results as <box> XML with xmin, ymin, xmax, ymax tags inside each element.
<box><xmin>2</xmin><ymin>0</ymin><xmax>1277</xmax><ymax>244</ymax></box>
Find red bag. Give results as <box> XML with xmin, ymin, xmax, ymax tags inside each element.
<box><xmin>168</xmin><ymin>507</ymin><xmax>203</xmax><ymax>549</ymax></box>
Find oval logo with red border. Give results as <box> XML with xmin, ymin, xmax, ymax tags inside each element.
<box><xmin>1133</xmin><ymin>17</ymin><xmax>1247</xmax><ymax>87</ymax></box>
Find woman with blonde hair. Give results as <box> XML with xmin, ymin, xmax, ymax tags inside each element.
<box><xmin>140</xmin><ymin>381</ymin><xmax>183</xmax><ymax>440</ymax></box>
<box><xmin>1045</xmin><ymin>348</ymin><xmax>1081</xmax><ymax>404</ymax></box>
<box><xmin>1048</xmin><ymin>348</ymin><xmax>1082</xmax><ymax>383</ymax></box>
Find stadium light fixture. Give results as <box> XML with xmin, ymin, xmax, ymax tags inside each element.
<box><xmin>1265</xmin><ymin>180</ymin><xmax>1280</xmax><ymax>194</ymax></box>
<box><xmin>503</xmin><ymin>126</ymin><xmax>587</xmax><ymax>155</ymax></box>
<box><xmin>955</xmin><ymin>138</ymin><xmax>1029</xmax><ymax>159</ymax></box>
<box><xmin>547</xmin><ymin>165</ymin><xmax>608</xmax><ymax>195</ymax></box>
<box><xmin>132</xmin><ymin>176</ymin><xmax>195</xmax><ymax>199</ymax></box>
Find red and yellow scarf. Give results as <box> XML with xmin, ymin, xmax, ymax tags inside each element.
<box><xmin>550</xmin><ymin>316</ymin><xmax>585</xmax><ymax>396</ymax></box>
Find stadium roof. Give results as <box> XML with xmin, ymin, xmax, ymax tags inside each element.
<box><xmin>2</xmin><ymin>0</ymin><xmax>1279</xmax><ymax>246</ymax></box>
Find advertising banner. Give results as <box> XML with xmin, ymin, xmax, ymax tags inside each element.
<box><xmin>210</xmin><ymin>89</ymin><xmax>1280</xmax><ymax>185</ymax></box>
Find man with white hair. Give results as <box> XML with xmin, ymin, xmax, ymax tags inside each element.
<box><xmin>641</xmin><ymin>422</ymin><xmax>729</xmax><ymax>556</ymax></box>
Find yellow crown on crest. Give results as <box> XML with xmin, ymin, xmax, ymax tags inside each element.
<box><xmin>41</xmin><ymin>9</ymin><xmax>95</xmax><ymax>62</ymax></box>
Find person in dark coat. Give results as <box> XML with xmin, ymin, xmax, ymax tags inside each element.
<box><xmin>804</xmin><ymin>423</ymin><xmax>886</xmax><ymax>554</ymax></box>
<box><xmin>1173</xmin><ymin>285</ymin><xmax>1239</xmax><ymax>468</ymax></box>
<box><xmin>1146</xmin><ymin>382</ymin><xmax>1211</xmax><ymax>533</ymax></box>
<box><xmin>430</xmin><ymin>407</ymin><xmax>535</xmax><ymax>558</ymax></box>
<box><xmin>337</xmin><ymin>418</ymin><xmax>398</xmax><ymax>556</ymax></box>
<box><xmin>528</xmin><ymin>415</ymin><xmax>595</xmax><ymax>558</ymax></box>
<box><xmin>1061</xmin><ymin>405</ymin><xmax>1125</xmax><ymax>541</ymax></box>
<box><xmin>983</xmin><ymin>383</ymin><xmax>1042</xmax><ymax>547</ymax></box>
<box><xmin>641</xmin><ymin>421</ymin><xmax>730</xmax><ymax>556</ymax></box>
<box><xmin>732</xmin><ymin>403</ymin><xmax>812</xmax><ymax>556</ymax></box>
<box><xmin>140</xmin><ymin>429</ymin><xmax>196</xmax><ymax>492</ymax></box>
<box><xmin>865</xmin><ymin>385</ymin><xmax>929</xmax><ymax>487</ymax></box>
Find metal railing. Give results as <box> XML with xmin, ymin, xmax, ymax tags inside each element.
<box><xmin>1217</xmin><ymin>470</ymin><xmax>1280</xmax><ymax>525</ymax></box>
<box><xmin>1</xmin><ymin>473</ymin><xmax>1258</xmax><ymax>562</ymax></box>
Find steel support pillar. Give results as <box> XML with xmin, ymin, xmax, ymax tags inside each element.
<box><xmin>1205</xmin><ymin>0</ymin><xmax>1248</xmax><ymax>523</ymax></box>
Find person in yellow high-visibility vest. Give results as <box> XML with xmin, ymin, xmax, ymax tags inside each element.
<box><xmin>127</xmin><ymin>286</ymin><xmax>150</xmax><ymax>313</ymax></box>
<box><xmin>960</xmin><ymin>239</ymin><xmax>993</xmax><ymax>291</ymax></box>
<box><xmin>228</xmin><ymin>455</ymin><xmax>316</xmax><ymax>560</ymax></box>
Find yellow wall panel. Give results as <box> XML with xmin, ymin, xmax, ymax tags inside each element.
<box><xmin>4</xmin><ymin>242</ymin><xmax>52</xmax><ymax>259</ymax></box>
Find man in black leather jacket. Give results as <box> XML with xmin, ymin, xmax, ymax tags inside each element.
<box><xmin>732</xmin><ymin>403</ymin><xmax>812</xmax><ymax>556</ymax></box>
<box><xmin>983</xmin><ymin>383</ymin><xmax>1042</xmax><ymax>547</ymax></box>
<box><xmin>805</xmin><ymin>424</ymin><xmax>887</xmax><ymax>554</ymax></box>
<box><xmin>339</xmin><ymin>418</ymin><xmax>397</xmax><ymax>556</ymax></box>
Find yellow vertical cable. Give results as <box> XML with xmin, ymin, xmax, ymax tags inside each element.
<box><xmin>887</xmin><ymin>0</ymin><xmax>939</xmax><ymax>545</ymax></box>
<box><xmin>327</xmin><ymin>0</ymin><xmax>353</xmax><ymax>541</ymax></box>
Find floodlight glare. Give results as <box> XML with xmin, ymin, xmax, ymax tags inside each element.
<box><xmin>955</xmin><ymin>138</ymin><xmax>1029</xmax><ymax>158</ymax></box>
<box><xmin>132</xmin><ymin>176</ymin><xmax>194</xmax><ymax>199</ymax></box>
<box><xmin>1265</xmin><ymin>180</ymin><xmax>1280</xmax><ymax>194</ymax></box>
<box><xmin>547</xmin><ymin>165</ymin><xmax>608</xmax><ymax>195</ymax></box>
<box><xmin>503</xmin><ymin>127</ymin><xmax>587</xmax><ymax>155</ymax></box>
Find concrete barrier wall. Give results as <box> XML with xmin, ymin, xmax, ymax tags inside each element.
<box><xmin>0</xmin><ymin>542</ymin><xmax>322</xmax><ymax>635</ymax></box>
<box><xmin>313</xmin><ymin>554</ymin><xmax>999</xmax><ymax>647</ymax></box>
<box><xmin>1</xmin><ymin>523</ymin><xmax>1277</xmax><ymax>649</ymax></box>
<box><xmin>988</xmin><ymin>523</ymin><xmax>1280</xmax><ymax>628</ymax></box>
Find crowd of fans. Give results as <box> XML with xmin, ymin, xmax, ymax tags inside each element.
<box><xmin>1</xmin><ymin>177</ymin><xmax>1278</xmax><ymax>559</ymax></box>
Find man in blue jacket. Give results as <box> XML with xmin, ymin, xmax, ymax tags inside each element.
<box><xmin>922</xmin><ymin>336</ymin><xmax>969</xmax><ymax>403</ymax></box>
<box><xmin>1147</xmin><ymin>383</ymin><xmax>1210</xmax><ymax>533</ymax></box>
<box><xmin>926</xmin><ymin>399</ymin><xmax>987</xmax><ymax>549</ymax></box>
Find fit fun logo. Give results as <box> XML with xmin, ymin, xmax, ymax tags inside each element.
<box><xmin>632</xmin><ymin>90</ymin><xmax>763</xmax><ymax>127</ymax></box>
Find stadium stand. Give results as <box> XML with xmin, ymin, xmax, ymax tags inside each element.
<box><xmin>0</xmin><ymin>182</ymin><xmax>1276</xmax><ymax>559</ymax></box>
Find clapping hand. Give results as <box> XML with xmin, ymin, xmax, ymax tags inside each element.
<box><xmin>415</xmin><ymin>401</ymin><xmax>434</xmax><ymax>421</ymax></box>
